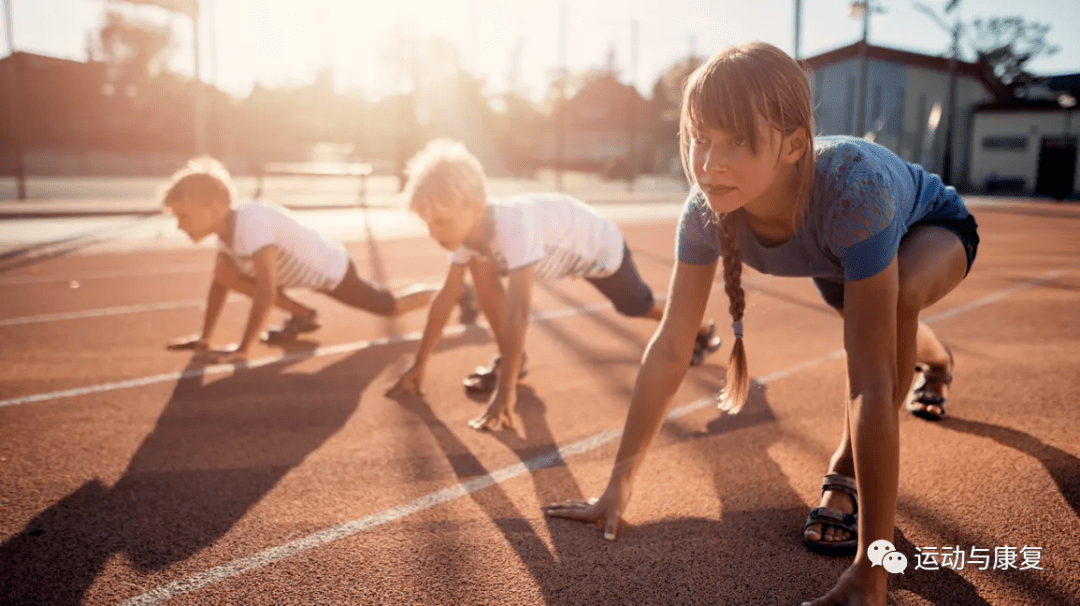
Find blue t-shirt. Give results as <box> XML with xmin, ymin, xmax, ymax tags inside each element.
<box><xmin>677</xmin><ymin>136</ymin><xmax>972</xmax><ymax>282</ymax></box>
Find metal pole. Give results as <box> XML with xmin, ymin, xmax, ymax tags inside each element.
<box><xmin>855</xmin><ymin>1</ymin><xmax>870</xmax><ymax>137</ymax></box>
<box><xmin>555</xmin><ymin>0</ymin><xmax>566</xmax><ymax>192</ymax></box>
<box><xmin>627</xmin><ymin>18</ymin><xmax>638</xmax><ymax>192</ymax></box>
<box><xmin>3</xmin><ymin>0</ymin><xmax>25</xmax><ymax>200</ymax></box>
<box><xmin>941</xmin><ymin>23</ymin><xmax>959</xmax><ymax>185</ymax></box>
<box><xmin>191</xmin><ymin>7</ymin><xmax>206</xmax><ymax>156</ymax></box>
<box><xmin>793</xmin><ymin>0</ymin><xmax>802</xmax><ymax>60</ymax></box>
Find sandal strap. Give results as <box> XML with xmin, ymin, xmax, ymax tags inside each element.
<box><xmin>821</xmin><ymin>473</ymin><xmax>857</xmax><ymax>497</ymax></box>
<box><xmin>804</xmin><ymin>507</ymin><xmax>857</xmax><ymax>532</ymax></box>
<box><xmin>916</xmin><ymin>345</ymin><xmax>954</xmax><ymax>383</ymax></box>
<box><xmin>917</xmin><ymin>366</ymin><xmax>953</xmax><ymax>383</ymax></box>
<box><xmin>820</xmin><ymin>473</ymin><xmax>858</xmax><ymax>516</ymax></box>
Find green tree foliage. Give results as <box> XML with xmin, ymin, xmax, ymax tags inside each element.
<box><xmin>968</xmin><ymin>16</ymin><xmax>1058</xmax><ymax>89</ymax></box>
<box><xmin>87</xmin><ymin>10</ymin><xmax>175</xmax><ymax>79</ymax></box>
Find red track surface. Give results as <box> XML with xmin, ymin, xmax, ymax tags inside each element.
<box><xmin>1</xmin><ymin>200</ymin><xmax>1078</xmax><ymax>606</ymax></box>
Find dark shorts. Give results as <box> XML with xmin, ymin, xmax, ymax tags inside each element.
<box><xmin>586</xmin><ymin>244</ymin><xmax>655</xmax><ymax>317</ymax></box>
<box><xmin>324</xmin><ymin>260</ymin><xmax>396</xmax><ymax>316</ymax></box>
<box><xmin>813</xmin><ymin>213</ymin><xmax>980</xmax><ymax>310</ymax></box>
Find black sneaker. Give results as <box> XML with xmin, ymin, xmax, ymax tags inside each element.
<box><xmin>263</xmin><ymin>313</ymin><xmax>321</xmax><ymax>343</ymax></box>
<box><xmin>690</xmin><ymin>320</ymin><xmax>722</xmax><ymax>366</ymax></box>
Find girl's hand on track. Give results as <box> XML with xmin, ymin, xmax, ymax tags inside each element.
<box><xmin>386</xmin><ymin>365</ymin><xmax>424</xmax><ymax>397</ymax></box>
<box><xmin>543</xmin><ymin>481</ymin><xmax>631</xmax><ymax>541</ymax></box>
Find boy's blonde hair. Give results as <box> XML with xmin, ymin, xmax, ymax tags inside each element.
<box><xmin>160</xmin><ymin>156</ymin><xmax>236</xmax><ymax>211</ymax></box>
<box><xmin>403</xmin><ymin>139</ymin><xmax>487</xmax><ymax>218</ymax></box>
<box><xmin>678</xmin><ymin>41</ymin><xmax>816</xmax><ymax>415</ymax></box>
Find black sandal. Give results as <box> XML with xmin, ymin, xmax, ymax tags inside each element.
<box><xmin>907</xmin><ymin>346</ymin><xmax>953</xmax><ymax>421</ymax></box>
<box><xmin>803</xmin><ymin>473</ymin><xmax>859</xmax><ymax>556</ymax></box>
<box><xmin>462</xmin><ymin>355</ymin><xmax>528</xmax><ymax>393</ymax></box>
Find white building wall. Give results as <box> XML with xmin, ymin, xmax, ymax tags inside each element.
<box><xmin>970</xmin><ymin>110</ymin><xmax>1079</xmax><ymax>194</ymax></box>
<box><xmin>812</xmin><ymin>60</ymin><xmax>993</xmax><ymax>189</ymax></box>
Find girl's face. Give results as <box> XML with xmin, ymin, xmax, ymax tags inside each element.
<box><xmin>690</xmin><ymin>113</ymin><xmax>799</xmax><ymax>215</ymax></box>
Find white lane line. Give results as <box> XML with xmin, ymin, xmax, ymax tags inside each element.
<box><xmin>0</xmin><ymin>301</ymin><xmax>614</xmax><ymax>409</ymax></box>
<box><xmin>0</xmin><ymin>275</ymin><xmax>444</xmax><ymax>327</ymax></box>
<box><xmin>116</xmin><ymin>266</ymin><xmax>1069</xmax><ymax>606</ymax></box>
<box><xmin>0</xmin><ymin>263</ymin><xmax>207</xmax><ymax>287</ymax></box>
<box><xmin>0</xmin><ymin>299</ymin><xmax>219</xmax><ymax>327</ymax></box>
<box><xmin>0</xmin><ymin>330</ymin><xmax>431</xmax><ymax>409</ymax></box>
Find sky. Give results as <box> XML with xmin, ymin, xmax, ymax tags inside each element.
<box><xmin>7</xmin><ymin>0</ymin><xmax>1080</xmax><ymax>101</ymax></box>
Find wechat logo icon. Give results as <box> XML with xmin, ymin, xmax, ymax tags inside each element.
<box><xmin>868</xmin><ymin>539</ymin><xmax>908</xmax><ymax>574</ymax></box>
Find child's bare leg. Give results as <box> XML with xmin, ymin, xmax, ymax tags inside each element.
<box><xmin>214</xmin><ymin>253</ymin><xmax>313</xmax><ymax>317</ymax></box>
<box><xmin>909</xmin><ymin>321</ymin><xmax>954</xmax><ymax>418</ymax></box>
<box><xmin>806</xmin><ymin>225</ymin><xmax>967</xmax><ymax>606</ymax></box>
<box><xmin>805</xmin><ymin>371</ymin><xmax>858</xmax><ymax>546</ymax></box>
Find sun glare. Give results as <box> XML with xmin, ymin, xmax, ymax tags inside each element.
<box><xmin>210</xmin><ymin>0</ymin><xmax>487</xmax><ymax>96</ymax></box>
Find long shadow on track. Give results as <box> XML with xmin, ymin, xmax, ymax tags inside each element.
<box><xmin>942</xmin><ymin>417</ymin><xmax>1080</xmax><ymax>520</ymax></box>
<box><xmin>0</xmin><ymin>340</ymin><xmax>410</xmax><ymax>605</ymax></box>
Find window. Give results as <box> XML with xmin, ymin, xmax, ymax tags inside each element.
<box><xmin>981</xmin><ymin>136</ymin><xmax>1028</xmax><ymax>150</ymax></box>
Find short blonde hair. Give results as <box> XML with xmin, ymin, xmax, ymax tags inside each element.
<box><xmin>160</xmin><ymin>156</ymin><xmax>236</xmax><ymax>211</ymax></box>
<box><xmin>403</xmin><ymin>139</ymin><xmax>486</xmax><ymax>218</ymax></box>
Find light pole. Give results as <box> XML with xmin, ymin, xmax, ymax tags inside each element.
<box><xmin>913</xmin><ymin>1</ymin><xmax>962</xmax><ymax>184</ymax></box>
<box><xmin>793</xmin><ymin>0</ymin><xmax>801</xmax><ymax>60</ymax></box>
<box><xmin>555</xmin><ymin>0</ymin><xmax>567</xmax><ymax>192</ymax></box>
<box><xmin>849</xmin><ymin>1</ymin><xmax>883</xmax><ymax>137</ymax></box>
<box><xmin>3</xmin><ymin>0</ymin><xmax>25</xmax><ymax>200</ymax></box>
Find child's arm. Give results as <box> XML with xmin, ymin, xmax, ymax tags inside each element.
<box><xmin>385</xmin><ymin>263</ymin><xmax>468</xmax><ymax>396</ymax></box>
<box><xmin>386</xmin><ymin>284</ymin><xmax>438</xmax><ymax>317</ymax></box>
<box><xmin>841</xmin><ymin>257</ymin><xmax>905</xmax><ymax>557</ymax></box>
<box><xmin>167</xmin><ymin>252</ymin><xmax>229</xmax><ymax>350</ymax></box>
<box><xmin>543</xmin><ymin>260</ymin><xmax>717</xmax><ymax>538</ymax></box>
<box><xmin>204</xmin><ymin>246</ymin><xmax>278</xmax><ymax>362</ymax></box>
<box><xmin>468</xmin><ymin>262</ymin><xmax>534</xmax><ymax>431</ymax></box>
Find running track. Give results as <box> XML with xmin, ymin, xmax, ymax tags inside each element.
<box><xmin>1</xmin><ymin>199</ymin><xmax>1078</xmax><ymax>606</ymax></box>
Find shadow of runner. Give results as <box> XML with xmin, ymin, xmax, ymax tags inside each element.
<box><xmin>0</xmin><ymin>343</ymin><xmax>405</xmax><ymax>606</ymax></box>
<box><xmin>941</xmin><ymin>417</ymin><xmax>1080</xmax><ymax>520</ymax></box>
<box><xmin>657</xmin><ymin>381</ymin><xmax>992</xmax><ymax>605</ymax></box>
<box><xmin>393</xmin><ymin>384</ymin><xmax>608</xmax><ymax>605</ymax></box>
<box><xmin>0</xmin><ymin>215</ymin><xmax>157</xmax><ymax>273</ymax></box>
<box><xmin>887</xmin><ymin>529</ymin><xmax>992</xmax><ymax>606</ymax></box>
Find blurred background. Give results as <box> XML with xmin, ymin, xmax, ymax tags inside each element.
<box><xmin>1</xmin><ymin>0</ymin><xmax>1078</xmax><ymax>205</ymax></box>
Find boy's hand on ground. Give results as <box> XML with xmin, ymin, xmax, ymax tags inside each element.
<box><xmin>166</xmin><ymin>334</ymin><xmax>208</xmax><ymax>351</ymax></box>
<box><xmin>386</xmin><ymin>365</ymin><xmax>424</xmax><ymax>397</ymax></box>
<box><xmin>468</xmin><ymin>390</ymin><xmax>516</xmax><ymax>431</ymax></box>
<box><xmin>543</xmin><ymin>482</ymin><xmax>631</xmax><ymax>541</ymax></box>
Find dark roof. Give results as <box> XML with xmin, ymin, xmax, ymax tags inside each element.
<box><xmin>801</xmin><ymin>41</ymin><xmax>1009</xmax><ymax>100</ymax></box>
<box><xmin>1045</xmin><ymin>73</ymin><xmax>1080</xmax><ymax>93</ymax></box>
<box><xmin>975</xmin><ymin>99</ymin><xmax>1075</xmax><ymax>113</ymax></box>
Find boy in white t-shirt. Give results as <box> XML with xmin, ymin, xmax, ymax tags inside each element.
<box><xmin>385</xmin><ymin>139</ymin><xmax>722</xmax><ymax>431</ymax></box>
<box><xmin>161</xmin><ymin>157</ymin><xmax>442</xmax><ymax>364</ymax></box>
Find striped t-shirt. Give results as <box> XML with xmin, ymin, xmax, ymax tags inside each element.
<box><xmin>219</xmin><ymin>202</ymin><xmax>349</xmax><ymax>291</ymax></box>
<box><xmin>449</xmin><ymin>193</ymin><xmax>625</xmax><ymax>279</ymax></box>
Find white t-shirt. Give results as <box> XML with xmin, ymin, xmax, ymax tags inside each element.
<box><xmin>449</xmin><ymin>193</ymin><xmax>625</xmax><ymax>279</ymax></box>
<box><xmin>218</xmin><ymin>201</ymin><xmax>349</xmax><ymax>291</ymax></box>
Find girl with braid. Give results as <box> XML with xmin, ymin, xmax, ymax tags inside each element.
<box><xmin>544</xmin><ymin>41</ymin><xmax>978</xmax><ymax>606</ymax></box>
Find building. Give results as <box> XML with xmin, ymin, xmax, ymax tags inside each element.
<box><xmin>541</xmin><ymin>74</ymin><xmax>651</xmax><ymax>174</ymax></box>
<box><xmin>803</xmin><ymin>41</ymin><xmax>1007</xmax><ymax>190</ymax></box>
<box><xmin>0</xmin><ymin>51</ymin><xmax>216</xmax><ymax>176</ymax></box>
<box><xmin>968</xmin><ymin>74</ymin><xmax>1079</xmax><ymax>198</ymax></box>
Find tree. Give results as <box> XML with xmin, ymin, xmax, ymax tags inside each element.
<box><xmin>86</xmin><ymin>10</ymin><xmax>175</xmax><ymax>79</ymax></box>
<box><xmin>968</xmin><ymin>16</ymin><xmax>1058</xmax><ymax>90</ymax></box>
<box><xmin>647</xmin><ymin>56</ymin><xmax>703</xmax><ymax>176</ymax></box>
